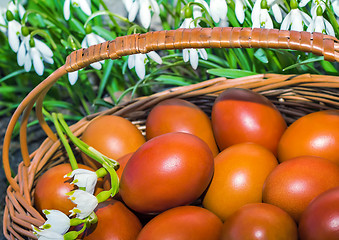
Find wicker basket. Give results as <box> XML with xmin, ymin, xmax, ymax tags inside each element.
<box><xmin>2</xmin><ymin>27</ymin><xmax>339</xmax><ymax>239</ymax></box>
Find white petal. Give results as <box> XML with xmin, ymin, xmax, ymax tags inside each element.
<box><xmin>251</xmin><ymin>0</ymin><xmax>261</xmax><ymax>28</ymax></box>
<box><xmin>69</xmin><ymin>190</ymin><xmax>98</xmax><ymax>219</ymax></box>
<box><xmin>90</xmin><ymin>62</ymin><xmax>102</xmax><ymax>70</ymax></box>
<box><xmin>86</xmin><ymin>33</ymin><xmax>99</xmax><ymax>46</ymax></box>
<box><xmin>198</xmin><ymin>48</ymin><xmax>208</xmax><ymax>60</ymax></box>
<box><xmin>18</xmin><ymin>3</ymin><xmax>26</xmax><ymax>20</ymax></box>
<box><xmin>8</xmin><ymin>2</ymin><xmax>17</xmax><ymax>15</ymax></box>
<box><xmin>179</xmin><ymin>18</ymin><xmax>192</xmax><ymax>29</ymax></box>
<box><xmin>150</xmin><ymin>0</ymin><xmax>160</xmax><ymax>14</ymax></box>
<box><xmin>235</xmin><ymin>0</ymin><xmax>245</xmax><ymax>24</ymax></box>
<box><xmin>333</xmin><ymin>0</ymin><xmax>339</xmax><ymax>17</ymax></box>
<box><xmin>24</xmin><ymin>52</ymin><xmax>32</xmax><ymax>72</ymax></box>
<box><xmin>35</xmin><ymin>39</ymin><xmax>53</xmax><ymax>58</ymax></box>
<box><xmin>31</xmin><ymin>48</ymin><xmax>44</xmax><ymax>76</ymax></box>
<box><xmin>81</xmin><ymin>35</ymin><xmax>88</xmax><ymax>48</ymax></box>
<box><xmin>263</xmin><ymin>10</ymin><xmax>273</xmax><ymax>29</ymax></box>
<box><xmin>324</xmin><ymin>18</ymin><xmax>335</xmax><ymax>36</ymax></box>
<box><xmin>128</xmin><ymin>54</ymin><xmax>135</xmax><ymax>69</ymax></box>
<box><xmin>271</xmin><ymin>3</ymin><xmax>282</xmax><ymax>23</ymax></box>
<box><xmin>65</xmin><ymin>169</ymin><xmax>97</xmax><ymax>195</ymax></box>
<box><xmin>183</xmin><ymin>49</ymin><xmax>189</xmax><ymax>62</ymax></box>
<box><xmin>42</xmin><ymin>210</ymin><xmax>70</xmax><ymax>235</ymax></box>
<box><xmin>189</xmin><ymin>49</ymin><xmax>199</xmax><ymax>70</ymax></box>
<box><xmin>94</xmin><ymin>34</ymin><xmax>106</xmax><ymax>44</ymax></box>
<box><xmin>68</xmin><ymin>71</ymin><xmax>78</xmax><ymax>85</ymax></box>
<box><xmin>280</xmin><ymin>12</ymin><xmax>291</xmax><ymax>30</ymax></box>
<box><xmin>300</xmin><ymin>11</ymin><xmax>312</xmax><ymax>26</ymax></box>
<box><xmin>43</xmin><ymin>56</ymin><xmax>54</xmax><ymax>64</ymax></box>
<box><xmin>139</xmin><ymin>1</ymin><xmax>151</xmax><ymax>28</ymax></box>
<box><xmin>210</xmin><ymin>0</ymin><xmax>220</xmax><ymax>23</ymax></box>
<box><xmin>79</xmin><ymin>0</ymin><xmax>92</xmax><ymax>16</ymax></box>
<box><xmin>193</xmin><ymin>0</ymin><xmax>210</xmax><ymax>20</ymax></box>
<box><xmin>122</xmin><ymin>0</ymin><xmax>133</xmax><ymax>12</ymax></box>
<box><xmin>307</xmin><ymin>18</ymin><xmax>315</xmax><ymax>33</ymax></box>
<box><xmin>147</xmin><ymin>51</ymin><xmax>162</xmax><ymax>64</ymax></box>
<box><xmin>17</xmin><ymin>42</ymin><xmax>27</xmax><ymax>66</ymax></box>
<box><xmin>8</xmin><ymin>21</ymin><xmax>21</xmax><ymax>53</ymax></box>
<box><xmin>128</xmin><ymin>1</ymin><xmax>139</xmax><ymax>22</ymax></box>
<box><xmin>291</xmin><ymin>10</ymin><xmax>303</xmax><ymax>31</ymax></box>
<box><xmin>135</xmin><ymin>53</ymin><xmax>146</xmax><ymax>79</ymax></box>
<box><xmin>63</xmin><ymin>0</ymin><xmax>71</xmax><ymax>20</ymax></box>
<box><xmin>0</xmin><ymin>13</ymin><xmax>6</xmax><ymax>33</ymax></box>
<box><xmin>33</xmin><ymin>229</ymin><xmax>64</xmax><ymax>240</ymax></box>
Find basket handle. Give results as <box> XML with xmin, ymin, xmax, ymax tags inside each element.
<box><xmin>3</xmin><ymin>27</ymin><xmax>339</xmax><ymax>191</ymax></box>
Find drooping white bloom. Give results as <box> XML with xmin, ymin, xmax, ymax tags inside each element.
<box><xmin>8</xmin><ymin>0</ymin><xmax>26</xmax><ymax>20</ymax></box>
<box><xmin>193</xmin><ymin>0</ymin><xmax>210</xmax><ymax>20</ymax></box>
<box><xmin>7</xmin><ymin>20</ymin><xmax>21</xmax><ymax>52</ymax></box>
<box><xmin>210</xmin><ymin>0</ymin><xmax>228</xmax><ymax>23</ymax></box>
<box><xmin>281</xmin><ymin>9</ymin><xmax>311</xmax><ymax>31</ymax></box>
<box><xmin>64</xmin><ymin>169</ymin><xmax>98</xmax><ymax>195</ymax></box>
<box><xmin>332</xmin><ymin>0</ymin><xmax>339</xmax><ymax>17</ymax></box>
<box><xmin>234</xmin><ymin>0</ymin><xmax>247</xmax><ymax>24</ymax></box>
<box><xmin>32</xmin><ymin>210</ymin><xmax>70</xmax><ymax>240</ymax></box>
<box><xmin>179</xmin><ymin>18</ymin><xmax>208</xmax><ymax>70</ymax></box>
<box><xmin>17</xmin><ymin>36</ymin><xmax>54</xmax><ymax>76</ymax></box>
<box><xmin>307</xmin><ymin>6</ymin><xmax>335</xmax><ymax>36</ymax></box>
<box><xmin>128</xmin><ymin>51</ymin><xmax>162</xmax><ymax>79</ymax></box>
<box><xmin>68</xmin><ymin>190</ymin><xmax>98</xmax><ymax>219</ymax></box>
<box><xmin>63</xmin><ymin>0</ymin><xmax>92</xmax><ymax>21</ymax></box>
<box><xmin>252</xmin><ymin>0</ymin><xmax>274</xmax><ymax>29</ymax></box>
<box><xmin>68</xmin><ymin>31</ymin><xmax>106</xmax><ymax>85</ymax></box>
<box><xmin>123</xmin><ymin>0</ymin><xmax>160</xmax><ymax>28</ymax></box>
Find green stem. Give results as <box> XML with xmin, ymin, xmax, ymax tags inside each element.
<box><xmin>51</xmin><ymin>113</ymin><xmax>78</xmax><ymax>170</ymax></box>
<box><xmin>57</xmin><ymin>113</ymin><xmax>119</xmax><ymax>168</ymax></box>
<box><xmin>325</xmin><ymin>6</ymin><xmax>339</xmax><ymax>37</ymax></box>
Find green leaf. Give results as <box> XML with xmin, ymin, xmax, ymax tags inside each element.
<box><xmin>254</xmin><ymin>49</ymin><xmax>268</xmax><ymax>64</ymax></box>
<box><xmin>283</xmin><ymin>56</ymin><xmax>324</xmax><ymax>71</ymax></box>
<box><xmin>207</xmin><ymin>68</ymin><xmax>258</xmax><ymax>78</ymax></box>
<box><xmin>155</xmin><ymin>75</ymin><xmax>192</xmax><ymax>86</ymax></box>
<box><xmin>69</xmin><ymin>18</ymin><xmax>86</xmax><ymax>35</ymax></box>
<box><xmin>0</xmin><ymin>70</ymin><xmax>26</xmax><ymax>83</ymax></box>
<box><xmin>92</xmin><ymin>26</ymin><xmax>116</xmax><ymax>40</ymax></box>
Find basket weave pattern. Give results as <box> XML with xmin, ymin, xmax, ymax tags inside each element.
<box><xmin>2</xmin><ymin>27</ymin><xmax>339</xmax><ymax>239</ymax></box>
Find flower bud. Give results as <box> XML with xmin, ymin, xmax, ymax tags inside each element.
<box><xmin>184</xmin><ymin>6</ymin><xmax>193</xmax><ymax>18</ymax></box>
<box><xmin>85</xmin><ymin>24</ymin><xmax>92</xmax><ymax>34</ymax></box>
<box><xmin>260</xmin><ymin>0</ymin><xmax>268</xmax><ymax>10</ymax></box>
<box><xmin>21</xmin><ymin>26</ymin><xmax>29</xmax><ymax>36</ymax></box>
<box><xmin>6</xmin><ymin>10</ymin><xmax>14</xmax><ymax>21</ymax></box>
<box><xmin>290</xmin><ymin>0</ymin><xmax>298</xmax><ymax>9</ymax></box>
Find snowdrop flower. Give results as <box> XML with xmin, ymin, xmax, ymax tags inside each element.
<box><xmin>193</xmin><ymin>0</ymin><xmax>210</xmax><ymax>20</ymax></box>
<box><xmin>307</xmin><ymin>6</ymin><xmax>335</xmax><ymax>36</ymax></box>
<box><xmin>179</xmin><ymin>18</ymin><xmax>208</xmax><ymax>70</ymax></box>
<box><xmin>7</xmin><ymin>0</ymin><xmax>25</xmax><ymax>20</ymax></box>
<box><xmin>32</xmin><ymin>210</ymin><xmax>70</xmax><ymax>240</ymax></box>
<box><xmin>209</xmin><ymin>0</ymin><xmax>227</xmax><ymax>23</ymax></box>
<box><xmin>234</xmin><ymin>0</ymin><xmax>247</xmax><ymax>24</ymax></box>
<box><xmin>68</xmin><ymin>28</ymin><xmax>106</xmax><ymax>85</ymax></box>
<box><xmin>68</xmin><ymin>190</ymin><xmax>98</xmax><ymax>219</ymax></box>
<box><xmin>252</xmin><ymin>0</ymin><xmax>273</xmax><ymax>29</ymax></box>
<box><xmin>299</xmin><ymin>0</ymin><xmax>325</xmax><ymax>17</ymax></box>
<box><xmin>123</xmin><ymin>0</ymin><xmax>160</xmax><ymax>28</ymax></box>
<box><xmin>128</xmin><ymin>51</ymin><xmax>162</xmax><ymax>79</ymax></box>
<box><xmin>281</xmin><ymin>0</ymin><xmax>311</xmax><ymax>31</ymax></box>
<box><xmin>332</xmin><ymin>0</ymin><xmax>339</xmax><ymax>17</ymax></box>
<box><xmin>17</xmin><ymin>35</ymin><xmax>54</xmax><ymax>76</ymax></box>
<box><xmin>64</xmin><ymin>169</ymin><xmax>98</xmax><ymax>195</ymax></box>
<box><xmin>63</xmin><ymin>0</ymin><xmax>91</xmax><ymax>21</ymax></box>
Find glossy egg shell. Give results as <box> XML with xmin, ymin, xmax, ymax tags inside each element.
<box><xmin>212</xmin><ymin>88</ymin><xmax>287</xmax><ymax>156</ymax></box>
<box><xmin>146</xmin><ymin>98</ymin><xmax>219</xmax><ymax>156</ymax></box>
<box><xmin>263</xmin><ymin>155</ymin><xmax>339</xmax><ymax>222</ymax></box>
<box><xmin>203</xmin><ymin>142</ymin><xmax>278</xmax><ymax>221</ymax></box>
<box><xmin>278</xmin><ymin>110</ymin><xmax>339</xmax><ymax>165</ymax></box>
<box><xmin>34</xmin><ymin>163</ymin><xmax>94</xmax><ymax>215</ymax></box>
<box><xmin>299</xmin><ymin>186</ymin><xmax>339</xmax><ymax>240</ymax></box>
<box><xmin>221</xmin><ymin>203</ymin><xmax>298</xmax><ymax>240</ymax></box>
<box><xmin>79</xmin><ymin>199</ymin><xmax>142</xmax><ymax>240</ymax></box>
<box><xmin>120</xmin><ymin>132</ymin><xmax>214</xmax><ymax>214</ymax></box>
<box><xmin>81</xmin><ymin>115</ymin><xmax>145</xmax><ymax>169</ymax></box>
<box><xmin>137</xmin><ymin>206</ymin><xmax>223</xmax><ymax>240</ymax></box>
